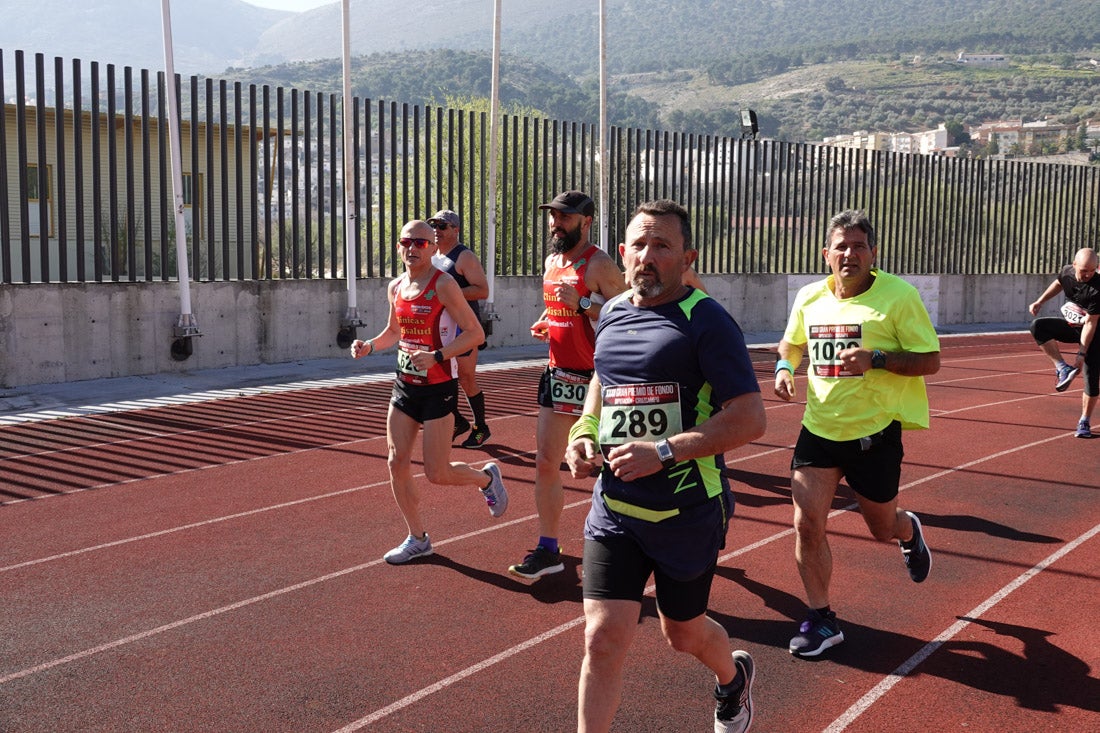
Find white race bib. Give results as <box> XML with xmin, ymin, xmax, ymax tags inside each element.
<box><xmin>808</xmin><ymin>324</ymin><xmax>863</xmax><ymax>378</ymax></box>
<box><xmin>1061</xmin><ymin>302</ymin><xmax>1088</xmax><ymax>326</ymax></box>
<box><xmin>549</xmin><ymin>368</ymin><xmax>589</xmax><ymax>415</ymax></box>
<box><xmin>598</xmin><ymin>382</ymin><xmax>682</xmax><ymax>446</ymax></box>
<box><xmin>397</xmin><ymin>340</ymin><xmax>428</xmax><ymax>377</ymax></box>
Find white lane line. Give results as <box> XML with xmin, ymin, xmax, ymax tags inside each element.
<box><xmin>823</xmin><ymin>519</ymin><xmax>1100</xmax><ymax>733</ymax></box>
<box><xmin>333</xmin><ymin>432</ymin><xmax>1073</xmax><ymax>731</ymax></box>
<box><xmin>0</xmin><ymin>480</ymin><xmax>389</xmax><ymax>573</ymax></box>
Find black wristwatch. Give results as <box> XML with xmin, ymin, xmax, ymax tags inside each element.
<box><xmin>577</xmin><ymin>296</ymin><xmax>592</xmax><ymax>314</ymax></box>
<box><xmin>870</xmin><ymin>349</ymin><xmax>887</xmax><ymax>369</ymax></box>
<box><xmin>654</xmin><ymin>439</ymin><xmax>676</xmax><ymax>469</ymax></box>
<box><xmin>433</xmin><ymin>349</ymin><xmax>444</xmax><ymax>364</ymax></box>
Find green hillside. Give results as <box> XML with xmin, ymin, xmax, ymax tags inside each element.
<box><xmin>241</xmin><ymin>0</ymin><xmax>1100</xmax><ymax>144</ymax></box>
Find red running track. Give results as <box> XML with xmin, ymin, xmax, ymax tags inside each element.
<box><xmin>1</xmin><ymin>333</ymin><xmax>1098</xmax><ymax>732</ymax></box>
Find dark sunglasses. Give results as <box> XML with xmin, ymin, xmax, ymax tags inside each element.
<box><xmin>429</xmin><ymin>222</ymin><xmax>452</xmax><ymax>231</ymax></box>
<box><xmin>398</xmin><ymin>237</ymin><xmax>433</xmax><ymax>249</ymax></box>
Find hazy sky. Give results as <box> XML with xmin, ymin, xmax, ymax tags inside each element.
<box><xmin>241</xmin><ymin>0</ymin><xmax>335</xmax><ymax>11</ymax></box>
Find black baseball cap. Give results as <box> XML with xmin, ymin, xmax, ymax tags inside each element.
<box><xmin>538</xmin><ymin>190</ymin><xmax>595</xmax><ymax>217</ymax></box>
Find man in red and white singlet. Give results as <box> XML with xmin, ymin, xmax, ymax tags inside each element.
<box><xmin>508</xmin><ymin>191</ymin><xmax>628</xmax><ymax>580</ymax></box>
<box><xmin>350</xmin><ymin>220</ymin><xmax>509</xmax><ymax>565</ymax></box>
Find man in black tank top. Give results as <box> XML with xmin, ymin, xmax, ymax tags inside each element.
<box><xmin>428</xmin><ymin>209</ymin><xmax>493</xmax><ymax>447</ymax></box>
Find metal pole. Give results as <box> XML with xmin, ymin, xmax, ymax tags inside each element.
<box><xmin>338</xmin><ymin>0</ymin><xmax>363</xmax><ymax>343</ymax></box>
<box><xmin>486</xmin><ymin>0</ymin><xmax>502</xmax><ymax>307</ymax></box>
<box><xmin>598</xmin><ymin>0</ymin><xmax>609</xmax><ymax>251</ymax></box>
<box><xmin>159</xmin><ymin>0</ymin><xmax>200</xmax><ymax>358</ymax></box>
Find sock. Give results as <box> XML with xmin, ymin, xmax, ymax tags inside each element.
<box><xmin>716</xmin><ymin>670</ymin><xmax>743</xmax><ymax>695</ymax></box>
<box><xmin>468</xmin><ymin>391</ymin><xmax>487</xmax><ymax>427</ymax></box>
<box><xmin>538</xmin><ymin>536</ymin><xmax>559</xmax><ymax>554</ymax></box>
<box><xmin>813</xmin><ymin>605</ymin><xmax>832</xmax><ymax>617</ymax></box>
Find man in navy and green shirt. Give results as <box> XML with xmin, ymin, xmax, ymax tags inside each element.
<box><xmin>565</xmin><ymin>200</ymin><xmax>765</xmax><ymax>733</ymax></box>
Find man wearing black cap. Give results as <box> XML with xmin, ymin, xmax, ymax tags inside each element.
<box><xmin>427</xmin><ymin>209</ymin><xmax>493</xmax><ymax>447</ymax></box>
<box><xmin>508</xmin><ymin>190</ymin><xmax>628</xmax><ymax>580</ymax></box>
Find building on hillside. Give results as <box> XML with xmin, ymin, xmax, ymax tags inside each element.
<box><xmin>822</xmin><ymin>124</ymin><xmax>951</xmax><ymax>156</ymax></box>
<box><xmin>888</xmin><ymin>124</ymin><xmax>950</xmax><ymax>155</ymax></box>
<box><xmin>821</xmin><ymin>130</ymin><xmax>890</xmax><ymax>151</ymax></box>
<box><xmin>956</xmin><ymin>52</ymin><xmax>1008</xmax><ymax>66</ymax></box>
<box><xmin>969</xmin><ymin>118</ymin><xmax>1076</xmax><ymax>154</ymax></box>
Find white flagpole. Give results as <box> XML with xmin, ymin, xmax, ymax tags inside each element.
<box><xmin>486</xmin><ymin>0</ymin><xmax>502</xmax><ymax>307</ymax></box>
<box><xmin>339</xmin><ymin>0</ymin><xmax>362</xmax><ymax>342</ymax></box>
<box><xmin>159</xmin><ymin>0</ymin><xmax>200</xmax><ymax>358</ymax></box>
<box><xmin>598</xmin><ymin>0</ymin><xmax>609</xmax><ymax>251</ymax></box>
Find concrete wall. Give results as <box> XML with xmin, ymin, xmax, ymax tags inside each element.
<box><xmin>0</xmin><ymin>273</ymin><xmax>1050</xmax><ymax>388</ymax></box>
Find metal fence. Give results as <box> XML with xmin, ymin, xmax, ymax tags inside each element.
<box><xmin>3</xmin><ymin>48</ymin><xmax>1099</xmax><ymax>285</ymax></box>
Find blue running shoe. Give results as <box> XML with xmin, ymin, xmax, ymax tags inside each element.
<box><xmin>1055</xmin><ymin>364</ymin><xmax>1079</xmax><ymax>392</ymax></box>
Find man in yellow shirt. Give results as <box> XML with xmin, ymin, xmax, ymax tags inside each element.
<box><xmin>774</xmin><ymin>210</ymin><xmax>940</xmax><ymax>658</ymax></box>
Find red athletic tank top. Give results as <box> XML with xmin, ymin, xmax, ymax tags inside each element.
<box><xmin>543</xmin><ymin>244</ymin><xmax>599</xmax><ymax>371</ymax></box>
<box><xmin>393</xmin><ymin>269</ymin><xmax>457</xmax><ymax>385</ymax></box>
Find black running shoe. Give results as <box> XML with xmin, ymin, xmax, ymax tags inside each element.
<box><xmin>789</xmin><ymin>608</ymin><xmax>844</xmax><ymax>657</ymax></box>
<box><xmin>900</xmin><ymin>510</ymin><xmax>932</xmax><ymax>583</ymax></box>
<box><xmin>460</xmin><ymin>425</ymin><xmax>491</xmax><ymax>448</ymax></box>
<box><xmin>508</xmin><ymin>545</ymin><xmax>564</xmax><ymax>579</ymax></box>
<box><xmin>714</xmin><ymin>650</ymin><xmax>754</xmax><ymax>733</ymax></box>
<box><xmin>452</xmin><ymin>414</ymin><xmax>471</xmax><ymax>441</ymax></box>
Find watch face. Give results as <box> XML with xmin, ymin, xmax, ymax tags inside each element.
<box><xmin>578</xmin><ymin>297</ymin><xmax>591</xmax><ymax>311</ymax></box>
<box><xmin>656</xmin><ymin>440</ymin><xmax>673</xmax><ymax>463</ymax></box>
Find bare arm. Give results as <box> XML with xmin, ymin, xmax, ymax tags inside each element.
<box><xmin>604</xmin><ymin>391</ymin><xmax>766</xmax><ymax>481</ymax></box>
<box><xmin>564</xmin><ymin>372</ymin><xmax>605</xmax><ymax>479</ymax></box>
<box><xmin>1029</xmin><ymin>279</ymin><xmax>1063</xmax><ymax>316</ymax></box>
<box><xmin>682</xmin><ymin>266</ymin><xmax>707</xmax><ymax>294</ymax></box>
<box><xmin>774</xmin><ymin>339</ymin><xmax>804</xmax><ymax>402</ymax></box>
<box><xmin>455</xmin><ymin>249</ymin><xmax>490</xmax><ymax>302</ymax></box>
<box><xmin>838</xmin><ymin>347</ymin><xmax>941</xmax><ymax>377</ymax></box>
<box><xmin>350</xmin><ymin>278</ymin><xmax>402</xmax><ymax>358</ymax></box>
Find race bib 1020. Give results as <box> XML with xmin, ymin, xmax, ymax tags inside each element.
<box><xmin>808</xmin><ymin>324</ymin><xmax>863</xmax><ymax>378</ymax></box>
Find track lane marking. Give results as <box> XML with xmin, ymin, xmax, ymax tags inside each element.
<box><xmin>823</xmin><ymin>519</ymin><xmax>1100</xmax><ymax>732</ymax></box>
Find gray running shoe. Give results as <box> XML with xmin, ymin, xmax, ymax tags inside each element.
<box><xmin>383</xmin><ymin>533</ymin><xmax>433</xmax><ymax>564</ymax></box>
<box><xmin>480</xmin><ymin>463</ymin><xmax>508</xmax><ymax>517</ymax></box>
<box><xmin>1075</xmin><ymin>418</ymin><xmax>1092</xmax><ymax>438</ymax></box>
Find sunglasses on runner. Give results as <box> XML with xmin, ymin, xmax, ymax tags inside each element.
<box><xmin>398</xmin><ymin>237</ymin><xmax>433</xmax><ymax>249</ymax></box>
<box><xmin>429</xmin><ymin>222</ymin><xmax>451</xmax><ymax>231</ymax></box>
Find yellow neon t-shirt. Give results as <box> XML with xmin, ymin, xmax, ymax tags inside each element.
<box><xmin>783</xmin><ymin>269</ymin><xmax>939</xmax><ymax>442</ymax></box>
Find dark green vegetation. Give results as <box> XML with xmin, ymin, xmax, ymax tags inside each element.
<box><xmin>241</xmin><ymin>0</ymin><xmax>1100</xmax><ymax>143</ymax></box>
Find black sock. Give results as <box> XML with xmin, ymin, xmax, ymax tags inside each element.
<box><xmin>717</xmin><ymin>669</ymin><xmax>743</xmax><ymax>694</ymax></box>
<box><xmin>814</xmin><ymin>605</ymin><xmax>832</xmax><ymax>617</ymax></box>
<box><xmin>468</xmin><ymin>391</ymin><xmax>487</xmax><ymax>427</ymax></box>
